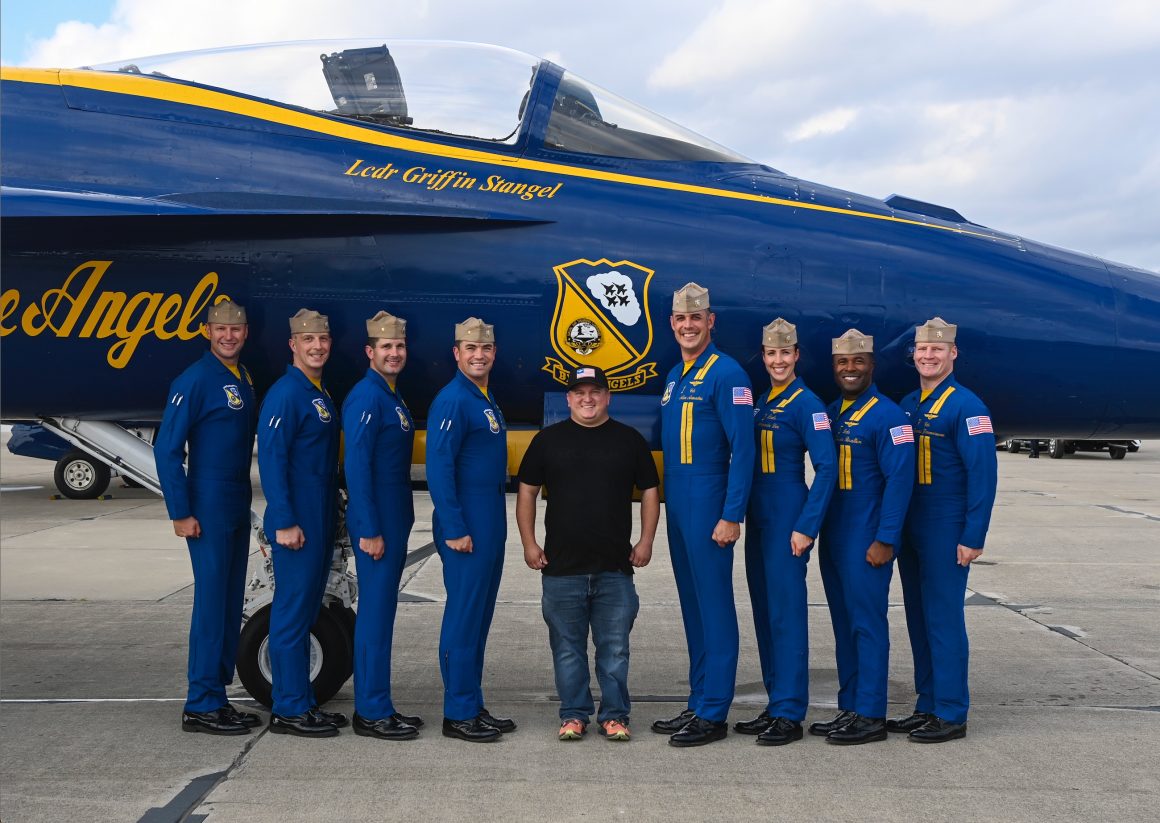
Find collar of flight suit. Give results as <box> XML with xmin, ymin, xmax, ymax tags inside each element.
<box><xmin>454</xmin><ymin>368</ymin><xmax>496</xmax><ymax>407</ymax></box>
<box><xmin>286</xmin><ymin>363</ymin><xmax>330</xmax><ymax>396</ymax></box>
<box><xmin>918</xmin><ymin>373</ymin><xmax>959</xmax><ymax>414</ymax></box>
<box><xmin>365</xmin><ymin>367</ymin><xmax>405</xmax><ymax>404</ymax></box>
<box><xmin>678</xmin><ymin>341</ymin><xmax>721</xmax><ymax>386</ymax></box>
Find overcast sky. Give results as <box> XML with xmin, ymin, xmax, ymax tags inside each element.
<box><xmin>4</xmin><ymin>0</ymin><xmax>1158</xmax><ymax>272</ymax></box>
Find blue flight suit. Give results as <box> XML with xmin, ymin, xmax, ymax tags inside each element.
<box><xmin>155</xmin><ymin>351</ymin><xmax>257</xmax><ymax>714</ymax></box>
<box><xmin>660</xmin><ymin>342</ymin><xmax>755</xmax><ymax>723</ymax></box>
<box><xmin>427</xmin><ymin>370</ymin><xmax>507</xmax><ymax>721</ymax></box>
<box><xmin>342</xmin><ymin>368</ymin><xmax>415</xmax><ymax>721</ymax></box>
<box><xmin>820</xmin><ymin>384</ymin><xmax>914</xmax><ymax>719</ymax></box>
<box><xmin>745</xmin><ymin>377</ymin><xmax>836</xmax><ymax>722</ymax></box>
<box><xmin>899</xmin><ymin>375</ymin><xmax>997</xmax><ymax>724</ymax></box>
<box><xmin>257</xmin><ymin>365</ymin><xmax>340</xmax><ymax>717</ymax></box>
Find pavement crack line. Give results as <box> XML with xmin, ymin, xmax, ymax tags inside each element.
<box><xmin>969</xmin><ymin>587</ymin><xmax>1160</xmax><ymax>684</ymax></box>
<box><xmin>137</xmin><ymin>726</ymin><xmax>269</xmax><ymax>823</ymax></box>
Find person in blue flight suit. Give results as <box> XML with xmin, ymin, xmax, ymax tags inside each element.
<box><xmin>156</xmin><ymin>299</ymin><xmax>261</xmax><ymax>736</ymax></box>
<box><xmin>735</xmin><ymin>318</ymin><xmax>836</xmax><ymax>746</ymax></box>
<box><xmin>341</xmin><ymin>310</ymin><xmax>425</xmax><ymax>741</ymax></box>
<box><xmin>257</xmin><ymin>309</ymin><xmax>345</xmax><ymax>737</ymax></box>
<box><xmin>811</xmin><ymin>329</ymin><xmax>915</xmax><ymax>745</ymax></box>
<box><xmin>890</xmin><ymin>317</ymin><xmax>997</xmax><ymax>743</ymax></box>
<box><xmin>427</xmin><ymin>317</ymin><xmax>514</xmax><ymax>743</ymax></box>
<box><xmin>654</xmin><ymin>282</ymin><xmax>755</xmax><ymax>747</ymax></box>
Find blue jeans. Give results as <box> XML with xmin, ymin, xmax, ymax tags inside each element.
<box><xmin>541</xmin><ymin>572</ymin><xmax>639</xmax><ymax>723</ymax></box>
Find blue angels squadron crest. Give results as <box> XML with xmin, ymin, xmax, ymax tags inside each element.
<box><xmin>543</xmin><ymin>258</ymin><xmax>658</xmax><ymax>392</ymax></box>
<box><xmin>223</xmin><ymin>385</ymin><xmax>244</xmax><ymax>410</ymax></box>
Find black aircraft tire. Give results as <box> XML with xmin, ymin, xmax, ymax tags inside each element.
<box><xmin>236</xmin><ymin>602</ymin><xmax>354</xmax><ymax>709</ymax></box>
<box><xmin>1048</xmin><ymin>439</ymin><xmax>1066</xmax><ymax>459</ymax></box>
<box><xmin>53</xmin><ymin>450</ymin><xmax>111</xmax><ymax>499</ymax></box>
<box><xmin>1109</xmin><ymin>446</ymin><xmax>1127</xmax><ymax>460</ymax></box>
<box><xmin>1007</xmin><ymin>440</ymin><xmax>1021</xmax><ymax>454</ymax></box>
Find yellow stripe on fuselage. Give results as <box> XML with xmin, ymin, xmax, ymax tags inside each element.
<box><xmin>0</xmin><ymin>67</ymin><xmax>1018</xmax><ymax>243</ymax></box>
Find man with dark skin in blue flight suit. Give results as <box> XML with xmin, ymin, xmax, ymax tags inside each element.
<box><xmin>811</xmin><ymin>329</ymin><xmax>915</xmax><ymax>745</ymax></box>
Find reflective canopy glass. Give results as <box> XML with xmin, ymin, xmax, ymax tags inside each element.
<box><xmin>91</xmin><ymin>40</ymin><xmax>538</xmax><ymax>143</ymax></box>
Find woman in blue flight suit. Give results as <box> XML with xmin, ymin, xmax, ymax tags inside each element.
<box><xmin>257</xmin><ymin>309</ymin><xmax>343</xmax><ymax>737</ymax></box>
<box><xmin>813</xmin><ymin>329</ymin><xmax>915</xmax><ymax>745</ymax></box>
<box><xmin>893</xmin><ymin>317</ymin><xmax>997</xmax><ymax>743</ymax></box>
<box><xmin>342</xmin><ymin>311</ymin><xmax>424</xmax><ymax>740</ymax></box>
<box><xmin>735</xmin><ymin>318</ymin><xmax>836</xmax><ymax>746</ymax></box>
<box><xmin>426</xmin><ymin>318</ymin><xmax>512</xmax><ymax>743</ymax></box>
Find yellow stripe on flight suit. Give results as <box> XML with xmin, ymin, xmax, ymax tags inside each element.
<box><xmin>928</xmin><ymin>386</ymin><xmax>956</xmax><ymax>415</ymax></box>
<box><xmin>681</xmin><ymin>401</ymin><xmax>694</xmax><ymax>464</ymax></box>
<box><xmin>837</xmin><ymin>395</ymin><xmax>878</xmax><ymax>490</ymax></box>
<box><xmin>761</xmin><ymin>388</ymin><xmax>802</xmax><ymax>474</ymax></box>
<box><xmin>917</xmin><ymin>387</ymin><xmax>953</xmax><ymax>485</ymax></box>
<box><xmin>680</xmin><ymin>355</ymin><xmax>719</xmax><ymax>465</ymax></box>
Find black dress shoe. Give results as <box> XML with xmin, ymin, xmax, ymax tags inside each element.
<box><xmin>478</xmin><ymin>708</ymin><xmax>516</xmax><ymax>733</ymax></box>
<box><xmin>222</xmin><ymin>703</ymin><xmax>262</xmax><ymax>728</ymax></box>
<box><xmin>309</xmin><ymin>706</ymin><xmax>349</xmax><ymax>728</ymax></box>
<box><xmin>442</xmin><ymin>716</ymin><xmax>501</xmax><ymax>742</ymax></box>
<box><xmin>825</xmin><ymin>714</ymin><xmax>887</xmax><ymax>745</ymax></box>
<box><xmin>353</xmin><ymin>712</ymin><xmax>419</xmax><ymax>741</ymax></box>
<box><xmin>886</xmin><ymin>710</ymin><xmax>935</xmax><ymax>734</ymax></box>
<box><xmin>733</xmin><ymin>709</ymin><xmax>773</xmax><ymax>735</ymax></box>
<box><xmin>669</xmin><ymin>716</ymin><xmax>728</xmax><ymax>747</ymax></box>
<box><xmin>390</xmin><ymin>711</ymin><xmax>424</xmax><ymax>729</ymax></box>
<box><xmin>908</xmin><ymin>717</ymin><xmax>967</xmax><ymax>743</ymax></box>
<box><xmin>269</xmin><ymin>712</ymin><xmax>340</xmax><ymax>737</ymax></box>
<box><xmin>808</xmin><ymin>710</ymin><xmax>857</xmax><ymax>737</ymax></box>
<box><xmin>755</xmin><ymin>717</ymin><xmax>804</xmax><ymax>746</ymax></box>
<box><xmin>182</xmin><ymin>709</ymin><xmax>250</xmax><ymax>736</ymax></box>
<box><xmin>651</xmin><ymin>708</ymin><xmax>696</xmax><ymax>734</ymax></box>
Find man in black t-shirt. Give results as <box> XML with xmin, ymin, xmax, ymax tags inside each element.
<box><xmin>516</xmin><ymin>366</ymin><xmax>660</xmax><ymax>742</ymax></box>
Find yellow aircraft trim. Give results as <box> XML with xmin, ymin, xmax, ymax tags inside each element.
<box><xmin>0</xmin><ymin>67</ymin><xmax>1019</xmax><ymax>244</ymax></box>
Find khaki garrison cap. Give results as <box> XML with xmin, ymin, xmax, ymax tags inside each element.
<box><xmin>207</xmin><ymin>299</ymin><xmax>246</xmax><ymax>325</ymax></box>
<box><xmin>454</xmin><ymin>317</ymin><xmax>495</xmax><ymax>343</ymax></box>
<box><xmin>366</xmin><ymin>310</ymin><xmax>407</xmax><ymax>339</ymax></box>
<box><xmin>762</xmin><ymin>317</ymin><xmax>798</xmax><ymax>348</ymax></box>
<box><xmin>672</xmin><ymin>282</ymin><xmax>710</xmax><ymax>313</ymax></box>
<box><xmin>832</xmin><ymin>328</ymin><xmax>873</xmax><ymax>355</ymax></box>
<box><xmin>289</xmin><ymin>308</ymin><xmax>330</xmax><ymax>334</ymax></box>
<box><xmin>915</xmin><ymin>316</ymin><xmax>957</xmax><ymax>344</ymax></box>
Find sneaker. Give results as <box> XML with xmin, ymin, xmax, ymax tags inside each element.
<box><xmin>558</xmin><ymin>718</ymin><xmax>587</xmax><ymax>741</ymax></box>
<box><xmin>598</xmin><ymin>719</ymin><xmax>631</xmax><ymax>741</ymax></box>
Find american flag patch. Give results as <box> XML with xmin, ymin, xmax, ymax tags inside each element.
<box><xmin>576</xmin><ymin>367</ymin><xmax>595</xmax><ymax>379</ymax></box>
<box><xmin>890</xmin><ymin>425</ymin><xmax>915</xmax><ymax>445</ymax></box>
<box><xmin>812</xmin><ymin>412</ymin><xmax>831</xmax><ymax>431</ymax></box>
<box><xmin>966</xmin><ymin>415</ymin><xmax>994</xmax><ymax>436</ymax></box>
<box><xmin>733</xmin><ymin>387</ymin><xmax>753</xmax><ymax>405</ymax></box>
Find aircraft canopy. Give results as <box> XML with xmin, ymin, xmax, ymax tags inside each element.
<box><xmin>89</xmin><ymin>40</ymin><xmax>747</xmax><ymax>163</ymax></box>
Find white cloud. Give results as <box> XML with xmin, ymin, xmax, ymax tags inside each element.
<box><xmin>785</xmin><ymin>107</ymin><xmax>860</xmax><ymax>142</ymax></box>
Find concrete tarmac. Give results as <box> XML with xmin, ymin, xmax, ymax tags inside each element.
<box><xmin>1</xmin><ymin>437</ymin><xmax>1157</xmax><ymax>822</ymax></box>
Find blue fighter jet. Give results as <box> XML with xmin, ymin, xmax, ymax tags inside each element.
<box><xmin>3</xmin><ymin>40</ymin><xmax>1158</xmax><ymax>706</ymax></box>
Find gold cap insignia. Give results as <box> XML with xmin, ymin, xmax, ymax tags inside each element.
<box><xmin>832</xmin><ymin>328</ymin><xmax>873</xmax><ymax>354</ymax></box>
